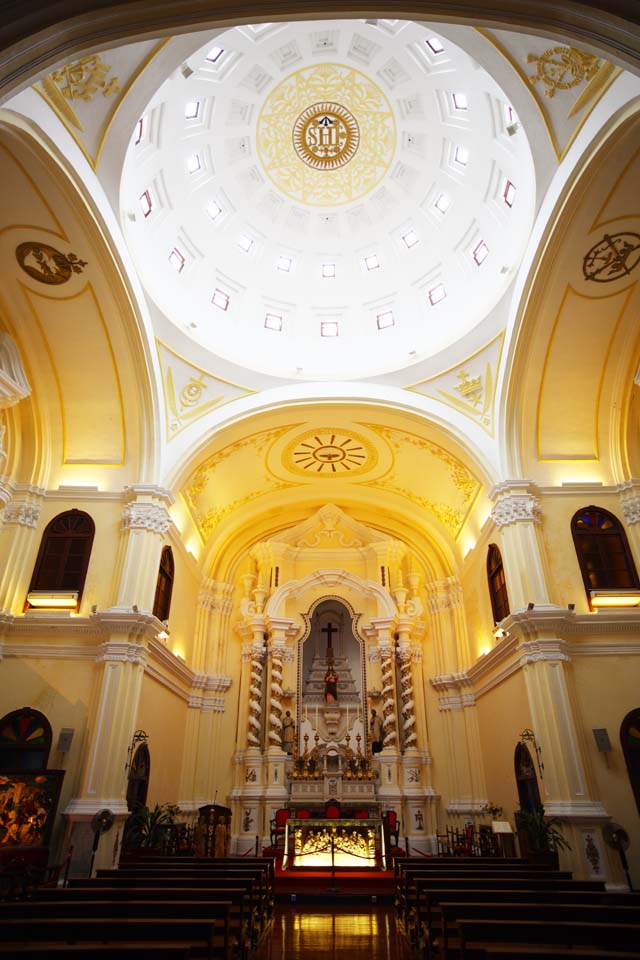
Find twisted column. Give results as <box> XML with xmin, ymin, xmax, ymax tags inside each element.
<box><xmin>268</xmin><ymin>644</ymin><xmax>284</xmax><ymax>748</ymax></box>
<box><xmin>380</xmin><ymin>640</ymin><xmax>397</xmax><ymax>748</ymax></box>
<box><xmin>398</xmin><ymin>645</ymin><xmax>418</xmax><ymax>749</ymax></box>
<box><xmin>247</xmin><ymin>640</ymin><xmax>265</xmax><ymax>749</ymax></box>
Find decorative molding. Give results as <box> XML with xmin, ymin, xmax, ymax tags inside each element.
<box><xmin>619</xmin><ymin>481</ymin><xmax>640</xmax><ymax>525</ymax></box>
<box><xmin>519</xmin><ymin>638</ymin><xmax>571</xmax><ymax>664</ymax></box>
<box><xmin>198</xmin><ymin>579</ymin><xmax>234</xmax><ymax>613</ymax></box>
<box><xmin>490</xmin><ymin>481</ymin><xmax>542</xmax><ymax>528</ymax></box>
<box><xmin>187</xmin><ymin>694</ymin><xmax>225</xmax><ymax>712</ymax></box>
<box><xmin>544</xmin><ymin>800</ymin><xmax>609</xmax><ymax>820</ymax></box>
<box><xmin>2</xmin><ymin>496</ymin><xmax>42</xmax><ymax>527</ymax></box>
<box><xmin>446</xmin><ymin>799</ymin><xmax>489</xmax><ymax>814</ymax></box>
<box><xmin>121</xmin><ymin>500</ymin><xmax>172</xmax><ymax>535</ymax></box>
<box><xmin>96</xmin><ymin>640</ymin><xmax>147</xmax><ymax>665</ymax></box>
<box><xmin>0</xmin><ymin>640</ymin><xmax>96</xmax><ymax>660</ymax></box>
<box><xmin>63</xmin><ymin>797</ymin><xmax>129</xmax><ymax>820</ymax></box>
<box><xmin>436</xmin><ymin>692</ymin><xmax>477</xmax><ymax>711</ymax></box>
<box><xmin>430</xmin><ymin>671</ymin><xmax>472</xmax><ymax>692</ymax></box>
<box><xmin>425</xmin><ymin>577</ymin><xmax>463</xmax><ymax>613</ymax></box>
<box><xmin>0</xmin><ymin>333</ymin><xmax>31</xmax><ymax>408</ymax></box>
<box><xmin>192</xmin><ymin>672</ymin><xmax>232</xmax><ymax>692</ymax></box>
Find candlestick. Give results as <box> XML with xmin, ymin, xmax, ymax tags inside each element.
<box><xmin>315</xmin><ymin>704</ymin><xmax>318</xmax><ymax>727</ymax></box>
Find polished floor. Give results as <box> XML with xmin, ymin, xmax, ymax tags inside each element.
<box><xmin>255</xmin><ymin>905</ymin><xmax>409</xmax><ymax>960</ymax></box>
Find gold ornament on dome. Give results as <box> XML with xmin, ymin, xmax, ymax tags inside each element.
<box><xmin>15</xmin><ymin>242</ymin><xmax>87</xmax><ymax>285</ymax></box>
<box><xmin>293</xmin><ymin>101</ymin><xmax>359</xmax><ymax>170</ymax></box>
<box><xmin>284</xmin><ymin>428</ymin><xmax>377</xmax><ymax>477</ymax></box>
<box><xmin>526</xmin><ymin>46</ymin><xmax>600</xmax><ymax>98</ymax></box>
<box><xmin>257</xmin><ymin>63</ymin><xmax>395</xmax><ymax>206</ymax></box>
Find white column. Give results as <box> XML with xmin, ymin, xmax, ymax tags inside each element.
<box><xmin>490</xmin><ymin>481</ymin><xmax>552</xmax><ymax>608</ymax></box>
<box><xmin>110</xmin><ymin>485</ymin><xmax>173</xmax><ymax>611</ymax></box>
<box><xmin>0</xmin><ymin>483</ymin><xmax>44</xmax><ymax>612</ymax></box>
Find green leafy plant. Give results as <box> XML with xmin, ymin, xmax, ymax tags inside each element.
<box><xmin>518</xmin><ymin>805</ymin><xmax>571</xmax><ymax>852</ymax></box>
<box><xmin>127</xmin><ymin>802</ymin><xmax>178</xmax><ymax>848</ymax></box>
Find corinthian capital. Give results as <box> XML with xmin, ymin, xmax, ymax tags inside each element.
<box><xmin>490</xmin><ymin>481</ymin><xmax>541</xmax><ymax>528</ymax></box>
<box><xmin>121</xmin><ymin>501</ymin><xmax>172</xmax><ymax>535</ymax></box>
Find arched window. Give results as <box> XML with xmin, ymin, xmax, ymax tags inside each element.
<box><xmin>621</xmin><ymin>708</ymin><xmax>640</xmax><ymax>816</ymax></box>
<box><xmin>487</xmin><ymin>543</ymin><xmax>510</xmax><ymax>624</ymax></box>
<box><xmin>571</xmin><ymin>506</ymin><xmax>639</xmax><ymax>602</ymax></box>
<box><xmin>0</xmin><ymin>707</ymin><xmax>52</xmax><ymax>771</ymax></box>
<box><xmin>27</xmin><ymin>509</ymin><xmax>94</xmax><ymax>611</ymax></box>
<box><xmin>153</xmin><ymin>545</ymin><xmax>174</xmax><ymax>623</ymax></box>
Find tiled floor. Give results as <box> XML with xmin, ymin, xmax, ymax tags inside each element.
<box><xmin>255</xmin><ymin>904</ymin><xmax>408</xmax><ymax>960</ymax></box>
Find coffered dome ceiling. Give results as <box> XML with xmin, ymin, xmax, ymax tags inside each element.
<box><xmin>120</xmin><ymin>20</ymin><xmax>536</xmax><ymax>380</ymax></box>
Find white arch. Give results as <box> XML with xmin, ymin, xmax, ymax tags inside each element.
<box><xmin>265</xmin><ymin>568</ymin><xmax>397</xmax><ymax>622</ymax></box>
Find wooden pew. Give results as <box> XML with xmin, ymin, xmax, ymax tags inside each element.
<box><xmin>417</xmin><ymin>886</ymin><xmax>640</xmax><ymax>956</ymax></box>
<box><xmin>0</xmin><ymin>942</ymin><xmax>198</xmax><ymax>959</ymax></box>
<box><xmin>396</xmin><ymin>867</ymin><xmax>574</xmax><ymax>928</ymax></box>
<box><xmin>457</xmin><ymin>918</ymin><xmax>640</xmax><ymax>958</ymax></box>
<box><xmin>440</xmin><ymin>901</ymin><xmax>640</xmax><ymax>960</ymax></box>
<box><xmin>0</xmin><ymin>913</ymin><xmax>233</xmax><ymax>960</ymax></box>
<box><xmin>67</xmin><ymin>879</ymin><xmax>258</xmax><ymax>949</ymax></box>
<box><xmin>408</xmin><ymin>877</ymin><xmax>608</xmax><ymax>950</ymax></box>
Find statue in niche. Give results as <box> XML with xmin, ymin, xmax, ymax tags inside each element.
<box><xmin>324</xmin><ymin>664</ymin><xmax>339</xmax><ymax>703</ymax></box>
<box><xmin>370</xmin><ymin>709</ymin><xmax>384</xmax><ymax>753</ymax></box>
<box><xmin>281</xmin><ymin>711</ymin><xmax>295</xmax><ymax>753</ymax></box>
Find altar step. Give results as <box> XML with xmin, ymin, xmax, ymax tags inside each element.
<box><xmin>274</xmin><ymin>867</ymin><xmax>396</xmax><ymax>903</ymax></box>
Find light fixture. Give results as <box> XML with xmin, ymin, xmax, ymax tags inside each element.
<box><xmin>494</xmin><ymin>627</ymin><xmax>509</xmax><ymax>640</ymax></box>
<box><xmin>568</xmin><ymin>603</ymin><xmax>575</xmax><ymax>611</ymax></box>
<box><xmin>527</xmin><ymin>602</ymin><xmax>535</xmax><ymax>611</ymax></box>
<box><xmin>26</xmin><ymin>591</ymin><xmax>78</xmax><ymax>610</ymax></box>
<box><xmin>519</xmin><ymin>728</ymin><xmax>544</xmax><ymax>779</ymax></box>
<box><xmin>590</xmin><ymin>590</ymin><xmax>640</xmax><ymax>608</ymax></box>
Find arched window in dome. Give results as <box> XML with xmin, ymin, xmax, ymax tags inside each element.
<box><xmin>26</xmin><ymin>510</ymin><xmax>94</xmax><ymax>611</ymax></box>
<box><xmin>621</xmin><ymin>707</ymin><xmax>640</xmax><ymax>817</ymax></box>
<box><xmin>571</xmin><ymin>506</ymin><xmax>639</xmax><ymax>602</ymax></box>
<box><xmin>487</xmin><ymin>543</ymin><xmax>510</xmax><ymax>624</ymax></box>
<box><xmin>0</xmin><ymin>707</ymin><xmax>52</xmax><ymax>772</ymax></box>
<box><xmin>153</xmin><ymin>546</ymin><xmax>174</xmax><ymax>623</ymax></box>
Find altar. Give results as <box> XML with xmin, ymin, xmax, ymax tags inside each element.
<box><xmin>282</xmin><ymin>817</ymin><xmax>385</xmax><ymax>870</ymax></box>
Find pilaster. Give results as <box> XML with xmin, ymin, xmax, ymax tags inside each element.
<box><xmin>619</xmin><ymin>479</ymin><xmax>640</xmax><ymax>569</ymax></box>
<box><xmin>0</xmin><ymin>483</ymin><xmax>45</xmax><ymax>612</ymax></box>
<box><xmin>489</xmin><ymin>480</ymin><xmax>552</xmax><ymax>608</ymax></box>
<box><xmin>110</xmin><ymin>485</ymin><xmax>173</xmax><ymax>611</ymax></box>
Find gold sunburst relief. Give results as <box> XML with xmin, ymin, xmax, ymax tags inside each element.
<box><xmin>284</xmin><ymin>428</ymin><xmax>377</xmax><ymax>476</ymax></box>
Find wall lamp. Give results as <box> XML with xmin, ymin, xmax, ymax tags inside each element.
<box><xmin>526</xmin><ymin>602</ymin><xmax>535</xmax><ymax>611</ymax></box>
<box><xmin>26</xmin><ymin>591</ymin><xmax>78</xmax><ymax>610</ymax></box>
<box><xmin>519</xmin><ymin>728</ymin><xmax>544</xmax><ymax>780</ymax></box>
<box><xmin>590</xmin><ymin>590</ymin><xmax>640</xmax><ymax>609</ymax></box>
<box><xmin>494</xmin><ymin>627</ymin><xmax>509</xmax><ymax>640</ymax></box>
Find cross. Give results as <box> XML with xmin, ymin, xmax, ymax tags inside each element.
<box><xmin>321</xmin><ymin>621</ymin><xmax>338</xmax><ymax>656</ymax></box>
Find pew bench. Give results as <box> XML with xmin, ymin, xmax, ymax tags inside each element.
<box><xmin>439</xmin><ymin>901</ymin><xmax>640</xmax><ymax>960</ymax></box>
<box><xmin>457</xmin><ymin>919</ymin><xmax>640</xmax><ymax>959</ymax></box>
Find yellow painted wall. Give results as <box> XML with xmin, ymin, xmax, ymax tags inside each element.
<box><xmin>475</xmin><ymin>669</ymin><xmax>534</xmax><ymax>822</ymax></box>
<box><xmin>135</xmin><ymin>673</ymin><xmax>189</xmax><ymax>805</ymax></box>
<box><xmin>0</xmin><ymin>655</ymin><xmax>96</xmax><ymax>858</ymax></box>
<box><xmin>570</xmin><ymin>655</ymin><xmax>640</xmax><ymax>881</ymax></box>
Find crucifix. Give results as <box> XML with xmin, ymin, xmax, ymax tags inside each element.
<box><xmin>321</xmin><ymin>621</ymin><xmax>338</xmax><ymax>659</ymax></box>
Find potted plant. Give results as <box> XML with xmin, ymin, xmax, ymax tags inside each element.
<box><xmin>516</xmin><ymin>805</ymin><xmax>571</xmax><ymax>867</ymax></box>
<box><xmin>125</xmin><ymin>802</ymin><xmax>179</xmax><ymax>852</ymax></box>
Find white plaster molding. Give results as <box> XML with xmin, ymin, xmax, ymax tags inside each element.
<box><xmin>519</xmin><ymin>638</ymin><xmax>571</xmax><ymax>664</ymax></box>
<box><xmin>198</xmin><ymin>579</ymin><xmax>234</xmax><ymax>613</ymax></box>
<box><xmin>501</xmin><ymin>606</ymin><xmax>640</xmax><ymax>639</ymax></box>
<box><xmin>145</xmin><ymin>661</ymin><xmax>190</xmax><ymax>701</ymax></box>
<box><xmin>0</xmin><ymin>333</ymin><xmax>31</xmax><ymax>408</ymax></box>
<box><xmin>436</xmin><ymin>692</ymin><xmax>476</xmax><ymax>711</ymax></box>
<box><xmin>192</xmin><ymin>671</ymin><xmax>232</xmax><ymax>692</ymax></box>
<box><xmin>265</xmin><ymin>568</ymin><xmax>396</xmax><ymax>620</ymax></box>
<box><xmin>410</xmin><ymin>642</ymin><xmax>423</xmax><ymax>663</ymax></box>
<box><xmin>123</xmin><ymin>484</ymin><xmax>174</xmax><ymax>506</ymax></box>
<box><xmin>148</xmin><ymin>635</ymin><xmax>192</xmax><ymax>684</ymax></box>
<box><xmin>187</xmin><ymin>694</ymin><xmax>225</xmax><ymax>712</ymax></box>
<box><xmin>63</xmin><ymin>797</ymin><xmax>130</xmax><ymax>819</ymax></box>
<box><xmin>2</xmin><ymin>496</ymin><xmax>42</xmax><ymax>527</ymax></box>
<box><xmin>430</xmin><ymin>671</ymin><xmax>472</xmax><ymax>692</ymax></box>
<box><xmin>489</xmin><ymin>480</ymin><xmax>542</xmax><ymax>528</ymax></box>
<box><xmin>425</xmin><ymin>576</ymin><xmax>463</xmax><ymax>613</ymax></box>
<box><xmin>0</xmin><ymin>476</ymin><xmax>15</xmax><ymax>508</ymax></box>
<box><xmin>567</xmin><ymin>639</ymin><xmax>640</xmax><ymax>656</ymax></box>
<box><xmin>97</xmin><ymin>640</ymin><xmax>147</xmax><ymax>665</ymax></box>
<box><xmin>120</xmin><ymin>500</ymin><xmax>172</xmax><ymax>535</ymax></box>
<box><xmin>544</xmin><ymin>800</ymin><xmax>610</xmax><ymax>820</ymax></box>
<box><xmin>446</xmin><ymin>799</ymin><xmax>489</xmax><ymax>814</ymax></box>
<box><xmin>619</xmin><ymin>480</ymin><xmax>640</xmax><ymax>524</ymax></box>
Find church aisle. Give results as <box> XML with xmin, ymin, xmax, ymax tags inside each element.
<box><xmin>255</xmin><ymin>904</ymin><xmax>409</xmax><ymax>960</ymax></box>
